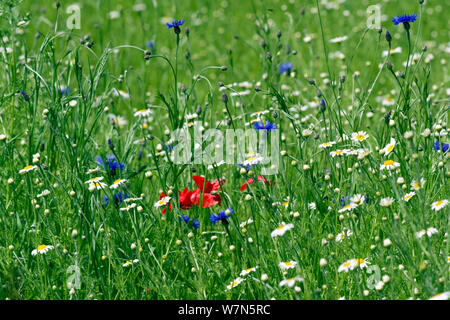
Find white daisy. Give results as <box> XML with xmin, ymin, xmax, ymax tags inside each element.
<box><xmin>271</xmin><ymin>223</ymin><xmax>294</xmax><ymax>238</ymax></box>
<box><xmin>279</xmin><ymin>261</ymin><xmax>297</xmax><ymax>270</ymax></box>
<box><xmin>431</xmin><ymin>200</ymin><xmax>448</xmax><ymax>211</ymax></box>
<box><xmin>19</xmin><ymin>165</ymin><xmax>37</xmax><ymax>174</ymax></box>
<box><xmin>110</xmin><ymin>178</ymin><xmax>127</xmax><ymax>189</ymax></box>
<box><xmin>154</xmin><ymin>196</ymin><xmax>171</xmax><ymax>208</ymax></box>
<box><xmin>351</xmin><ymin>131</ymin><xmax>369</xmax><ymax>142</ymax></box>
<box><xmin>380</xmin><ymin>197</ymin><xmax>395</xmax><ymax>207</ymax></box>
<box><xmin>428</xmin><ymin>292</ymin><xmax>450</xmax><ymax>300</ymax></box>
<box><xmin>338</xmin><ymin>203</ymin><xmax>358</xmax><ymax>213</ymax></box>
<box><xmin>402</xmin><ymin>192</ymin><xmax>415</xmax><ymax>202</ymax></box>
<box><xmin>240</xmin><ymin>266</ymin><xmax>258</xmax><ymax>277</ymax></box>
<box><xmin>31</xmin><ymin>244</ymin><xmax>54</xmax><ymax>256</ymax></box>
<box><xmin>226</xmin><ymin>277</ymin><xmax>245</xmax><ymax>291</ymax></box>
<box><xmin>279</xmin><ymin>276</ymin><xmax>304</xmax><ymax>288</ymax></box>
<box><xmin>318</xmin><ymin>141</ymin><xmax>336</xmax><ymax>149</ymax></box>
<box><xmin>85</xmin><ymin>176</ymin><xmax>104</xmax><ymax>184</ymax></box>
<box><xmin>380</xmin><ymin>159</ymin><xmax>400</xmax><ymax>170</ymax></box>
<box><xmin>134</xmin><ymin>109</ymin><xmax>152</xmax><ymax>117</ymax></box>
<box><xmin>122</xmin><ymin>259</ymin><xmax>139</xmax><ymax>267</ymax></box>
<box><xmin>416</xmin><ymin>227</ymin><xmax>438</xmax><ymax>238</ymax></box>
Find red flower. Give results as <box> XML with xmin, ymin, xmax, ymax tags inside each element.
<box><xmin>190</xmin><ymin>175</ymin><xmax>224</xmax><ymax>208</ymax></box>
<box><xmin>157</xmin><ymin>176</ymin><xmax>225</xmax><ymax>213</ymax></box>
<box><xmin>179</xmin><ymin>187</ymin><xmax>195</xmax><ymax>209</ymax></box>
<box><xmin>240</xmin><ymin>176</ymin><xmax>275</xmax><ymax>191</ymax></box>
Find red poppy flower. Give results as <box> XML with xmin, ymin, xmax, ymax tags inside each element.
<box><xmin>240</xmin><ymin>176</ymin><xmax>275</xmax><ymax>191</ymax></box>
<box><xmin>179</xmin><ymin>187</ymin><xmax>195</xmax><ymax>209</ymax></box>
<box><xmin>190</xmin><ymin>175</ymin><xmax>225</xmax><ymax>208</ymax></box>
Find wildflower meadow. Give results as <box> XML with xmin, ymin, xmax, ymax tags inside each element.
<box><xmin>0</xmin><ymin>0</ymin><xmax>449</xmax><ymax>301</ymax></box>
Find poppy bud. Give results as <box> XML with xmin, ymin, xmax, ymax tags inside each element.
<box><xmin>319</xmin><ymin>99</ymin><xmax>326</xmax><ymax>112</ymax></box>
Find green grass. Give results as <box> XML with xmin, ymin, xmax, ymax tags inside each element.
<box><xmin>0</xmin><ymin>0</ymin><xmax>448</xmax><ymax>300</ymax></box>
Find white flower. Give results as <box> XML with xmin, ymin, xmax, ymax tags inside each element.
<box><xmin>279</xmin><ymin>261</ymin><xmax>297</xmax><ymax>270</ymax></box>
<box><xmin>428</xmin><ymin>292</ymin><xmax>450</xmax><ymax>300</ymax></box>
<box><xmin>330</xmin><ymin>149</ymin><xmax>349</xmax><ymax>157</ymax></box>
<box><xmin>110</xmin><ymin>178</ymin><xmax>127</xmax><ymax>189</ymax></box>
<box><xmin>37</xmin><ymin>189</ymin><xmax>51</xmax><ymax>198</ymax></box>
<box><xmin>279</xmin><ymin>276</ymin><xmax>304</xmax><ymax>288</ymax></box>
<box><xmin>19</xmin><ymin>165</ymin><xmax>37</xmax><ymax>174</ymax></box>
<box><xmin>318</xmin><ymin>141</ymin><xmax>336</xmax><ymax>149</ymax></box>
<box><xmin>350</xmin><ymin>194</ymin><xmax>365</xmax><ymax>205</ymax></box>
<box><xmin>338</xmin><ymin>258</ymin><xmax>369</xmax><ymax>272</ymax></box>
<box><xmin>402</xmin><ymin>192</ymin><xmax>416</xmax><ymax>202</ymax></box>
<box><xmin>351</xmin><ymin>131</ymin><xmax>369</xmax><ymax>142</ymax></box>
<box><xmin>380</xmin><ymin>138</ymin><xmax>396</xmax><ymax>155</ymax></box>
<box><xmin>31</xmin><ymin>245</ymin><xmax>54</xmax><ymax>256</ymax></box>
<box><xmin>226</xmin><ymin>277</ymin><xmax>245</xmax><ymax>291</ymax></box>
<box><xmin>338</xmin><ymin>203</ymin><xmax>358</xmax><ymax>213</ymax></box>
<box><xmin>154</xmin><ymin>196</ymin><xmax>171</xmax><ymax>208</ymax></box>
<box><xmin>329</xmin><ymin>36</ymin><xmax>348</xmax><ymax>43</ymax></box>
<box><xmin>85</xmin><ymin>177</ymin><xmax>104</xmax><ymax>184</ymax></box>
<box><xmin>380</xmin><ymin>197</ymin><xmax>395</xmax><ymax>207</ymax></box>
<box><xmin>89</xmin><ymin>182</ymin><xmax>107</xmax><ymax>190</ymax></box>
<box><xmin>416</xmin><ymin>227</ymin><xmax>438</xmax><ymax>238</ymax></box>
<box><xmin>410</xmin><ymin>178</ymin><xmax>425</xmax><ymax>190</ymax></box>
<box><xmin>120</xmin><ymin>203</ymin><xmax>137</xmax><ymax>211</ymax></box>
<box><xmin>271</xmin><ymin>223</ymin><xmax>294</xmax><ymax>238</ymax></box>
<box><xmin>134</xmin><ymin>109</ymin><xmax>152</xmax><ymax>117</ymax></box>
<box><xmin>431</xmin><ymin>200</ymin><xmax>448</xmax><ymax>211</ymax></box>
<box><xmin>335</xmin><ymin>229</ymin><xmax>353</xmax><ymax>242</ymax></box>
<box><xmin>380</xmin><ymin>159</ymin><xmax>400</xmax><ymax>171</ymax></box>
<box><xmin>240</xmin><ymin>266</ymin><xmax>258</xmax><ymax>277</ymax></box>
<box><xmin>122</xmin><ymin>259</ymin><xmax>139</xmax><ymax>267</ymax></box>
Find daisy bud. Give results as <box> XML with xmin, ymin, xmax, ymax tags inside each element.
<box><xmin>375</xmin><ymin>281</ymin><xmax>384</xmax><ymax>291</ymax></box>
<box><xmin>303</xmin><ymin>164</ymin><xmax>310</xmax><ymax>170</ymax></box>
<box><xmin>7</xmin><ymin>178</ymin><xmax>14</xmax><ymax>184</ymax></box>
<box><xmin>131</xmin><ymin>243</ymin><xmax>137</xmax><ymax>250</ymax></box>
<box><xmin>319</xmin><ymin>258</ymin><xmax>327</xmax><ymax>267</ymax></box>
<box><xmin>8</xmin><ymin>245</ymin><xmax>14</xmax><ymax>250</ymax></box>
<box><xmin>339</xmin><ymin>215</ymin><xmax>344</xmax><ymax>221</ymax></box>
<box><xmin>383</xmin><ymin>238</ymin><xmax>392</xmax><ymax>247</ymax></box>
<box><xmin>261</xmin><ymin>274</ymin><xmax>268</xmax><ymax>281</ymax></box>
<box><xmin>239</xmin><ymin>168</ymin><xmax>247</xmax><ymax>174</ymax></box>
<box><xmin>137</xmin><ymin>206</ymin><xmax>143</xmax><ymax>212</ymax></box>
<box><xmin>382</xmin><ymin>275</ymin><xmax>390</xmax><ymax>283</ymax></box>
<box><xmin>294</xmin><ymin>286</ymin><xmax>301</xmax><ymax>292</ymax></box>
<box><xmin>244</xmin><ymin>194</ymin><xmax>252</xmax><ymax>201</ymax></box>
<box><xmin>218</xmin><ymin>252</ymin><xmax>223</xmax><ymax>258</ymax></box>
<box><xmin>187</xmin><ymin>232</ymin><xmax>194</xmax><ymax>238</ymax></box>
<box><xmin>248</xmin><ymin>237</ymin><xmax>253</xmax><ymax>243</ymax></box>
<box><xmin>229</xmin><ymin>245</ymin><xmax>235</xmax><ymax>251</ymax></box>
<box><xmin>145</xmin><ymin>171</ymin><xmax>153</xmax><ymax>178</ymax></box>
<box><xmin>69</xmin><ymin>190</ymin><xmax>76</xmax><ymax>197</ymax></box>
<box><xmin>71</xmin><ymin>229</ymin><xmax>78</xmax><ymax>238</ymax></box>
<box><xmin>176</xmin><ymin>239</ymin><xmax>182</xmax><ymax>245</ymax></box>
<box><xmin>404</xmin><ymin>131</ymin><xmax>414</xmax><ymax>139</ymax></box>
<box><xmin>397</xmin><ymin>177</ymin><xmax>405</xmax><ymax>184</ymax></box>
<box><xmin>280</xmin><ymin>150</ymin><xmax>287</xmax><ymax>156</ymax></box>
<box><xmin>211</xmin><ymin>235</ymin><xmax>218</xmax><ymax>241</ymax></box>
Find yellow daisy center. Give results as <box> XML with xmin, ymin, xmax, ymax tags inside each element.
<box><xmin>384</xmin><ymin>160</ymin><xmax>394</xmax><ymax>166</ymax></box>
<box><xmin>37</xmin><ymin>245</ymin><xmax>48</xmax><ymax>251</ymax></box>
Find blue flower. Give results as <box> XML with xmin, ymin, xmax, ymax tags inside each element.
<box><xmin>102</xmin><ymin>195</ymin><xmax>109</xmax><ymax>206</ymax></box>
<box><xmin>210</xmin><ymin>207</ymin><xmax>234</xmax><ymax>225</ymax></box>
<box><xmin>180</xmin><ymin>215</ymin><xmax>190</xmax><ymax>224</ymax></box>
<box><xmin>60</xmin><ymin>87</ymin><xmax>71</xmax><ymax>95</ymax></box>
<box><xmin>279</xmin><ymin>62</ymin><xmax>293</xmax><ymax>75</ymax></box>
<box><xmin>145</xmin><ymin>40</ymin><xmax>155</xmax><ymax>49</ymax></box>
<box><xmin>97</xmin><ymin>155</ymin><xmax>125</xmax><ymax>175</ymax></box>
<box><xmin>253</xmin><ymin>120</ymin><xmax>277</xmax><ymax>131</ymax></box>
<box><xmin>392</xmin><ymin>13</ymin><xmax>417</xmax><ymax>25</ymax></box>
<box><xmin>433</xmin><ymin>140</ymin><xmax>449</xmax><ymax>153</ymax></box>
<box><xmin>166</xmin><ymin>19</ymin><xmax>185</xmax><ymax>34</ymax></box>
<box><xmin>20</xmin><ymin>90</ymin><xmax>30</xmax><ymax>101</ymax></box>
<box><xmin>192</xmin><ymin>219</ymin><xmax>200</xmax><ymax>229</ymax></box>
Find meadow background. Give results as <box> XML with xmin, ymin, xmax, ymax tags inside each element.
<box><xmin>0</xmin><ymin>0</ymin><xmax>448</xmax><ymax>299</ymax></box>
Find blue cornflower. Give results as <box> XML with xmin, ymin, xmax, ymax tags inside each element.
<box><xmin>180</xmin><ymin>215</ymin><xmax>190</xmax><ymax>224</ymax></box>
<box><xmin>210</xmin><ymin>207</ymin><xmax>234</xmax><ymax>225</ymax></box>
<box><xmin>60</xmin><ymin>86</ymin><xmax>71</xmax><ymax>95</ymax></box>
<box><xmin>102</xmin><ymin>195</ymin><xmax>109</xmax><ymax>206</ymax></box>
<box><xmin>253</xmin><ymin>120</ymin><xmax>277</xmax><ymax>131</ymax></box>
<box><xmin>166</xmin><ymin>19</ymin><xmax>185</xmax><ymax>34</ymax></box>
<box><xmin>20</xmin><ymin>90</ymin><xmax>30</xmax><ymax>101</ymax></box>
<box><xmin>192</xmin><ymin>219</ymin><xmax>200</xmax><ymax>229</ymax></box>
<box><xmin>392</xmin><ymin>13</ymin><xmax>417</xmax><ymax>26</ymax></box>
<box><xmin>433</xmin><ymin>140</ymin><xmax>449</xmax><ymax>153</ymax></box>
<box><xmin>145</xmin><ymin>40</ymin><xmax>155</xmax><ymax>49</ymax></box>
<box><xmin>279</xmin><ymin>62</ymin><xmax>293</xmax><ymax>75</ymax></box>
<box><xmin>97</xmin><ymin>154</ymin><xmax>125</xmax><ymax>174</ymax></box>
